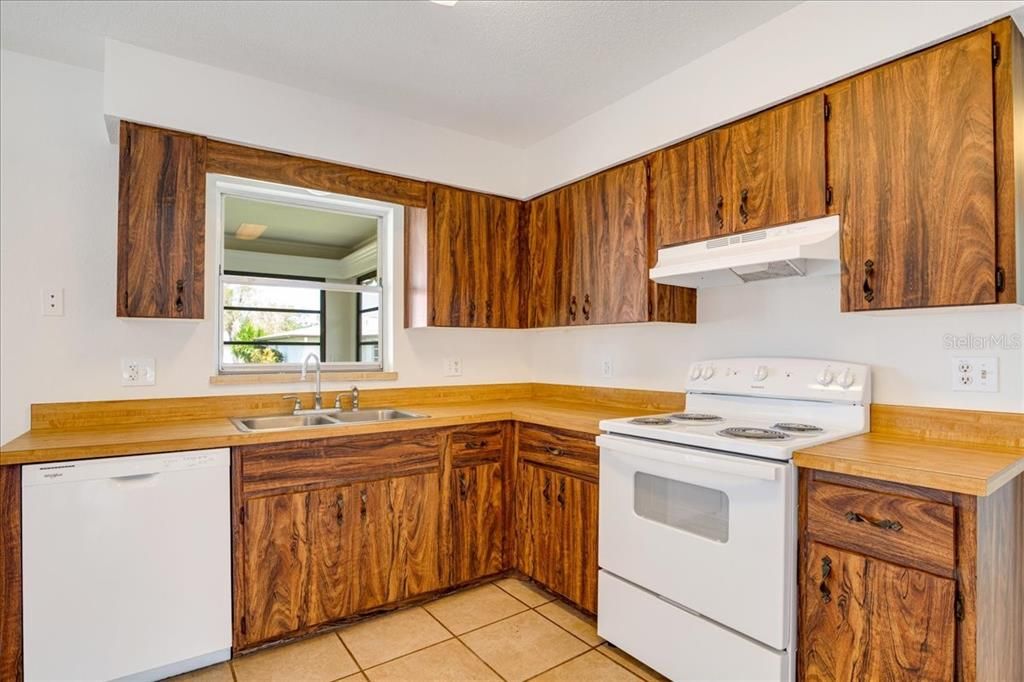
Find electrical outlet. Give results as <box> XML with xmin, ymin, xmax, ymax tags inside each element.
<box><xmin>42</xmin><ymin>288</ymin><xmax>64</xmax><ymax>316</ymax></box>
<box><xmin>951</xmin><ymin>357</ymin><xmax>998</xmax><ymax>393</ymax></box>
<box><xmin>443</xmin><ymin>358</ymin><xmax>463</xmax><ymax>377</ymax></box>
<box><xmin>121</xmin><ymin>357</ymin><xmax>156</xmax><ymax>386</ymax></box>
<box><xmin>601</xmin><ymin>359</ymin><xmax>614</xmax><ymax>378</ymax></box>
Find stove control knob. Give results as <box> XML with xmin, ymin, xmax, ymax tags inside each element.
<box><xmin>838</xmin><ymin>368</ymin><xmax>855</xmax><ymax>388</ymax></box>
<box><xmin>701</xmin><ymin>365</ymin><xmax>715</xmax><ymax>380</ymax></box>
<box><xmin>816</xmin><ymin>368</ymin><xmax>834</xmax><ymax>386</ymax></box>
<box><xmin>753</xmin><ymin>365</ymin><xmax>769</xmax><ymax>381</ymax></box>
<box><xmin>690</xmin><ymin>365</ymin><xmax>702</xmax><ymax>380</ymax></box>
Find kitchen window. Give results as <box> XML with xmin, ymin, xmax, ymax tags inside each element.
<box><xmin>213</xmin><ymin>176</ymin><xmax>391</xmax><ymax>375</ymax></box>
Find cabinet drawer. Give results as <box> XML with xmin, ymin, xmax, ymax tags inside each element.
<box><xmin>806</xmin><ymin>480</ymin><xmax>956</xmax><ymax>575</ymax></box>
<box><xmin>517</xmin><ymin>424</ymin><xmax>598</xmax><ymax>480</ymax></box>
<box><xmin>239</xmin><ymin>428</ymin><xmax>442</xmax><ymax>497</ymax></box>
<box><xmin>450</xmin><ymin>422</ymin><xmax>505</xmax><ymax>464</ymax></box>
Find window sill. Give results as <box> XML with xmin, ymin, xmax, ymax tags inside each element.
<box><xmin>210</xmin><ymin>371</ymin><xmax>398</xmax><ymax>385</ymax></box>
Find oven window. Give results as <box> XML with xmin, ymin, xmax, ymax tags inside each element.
<box><xmin>633</xmin><ymin>473</ymin><xmax>729</xmax><ymax>543</ymax></box>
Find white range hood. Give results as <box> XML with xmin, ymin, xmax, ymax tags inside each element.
<box><xmin>650</xmin><ymin>215</ymin><xmax>840</xmax><ymax>289</ymax></box>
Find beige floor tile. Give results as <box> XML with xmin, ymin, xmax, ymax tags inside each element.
<box><xmin>534</xmin><ymin>650</ymin><xmax>642</xmax><ymax>681</ymax></box>
<box><xmin>339</xmin><ymin>674</ymin><xmax>367</xmax><ymax>681</ymax></box>
<box><xmin>364</xmin><ymin>639</ymin><xmax>500</xmax><ymax>681</ymax></box>
<box><xmin>596</xmin><ymin>644</ymin><xmax>669</xmax><ymax>682</ymax></box>
<box><xmin>171</xmin><ymin>661</ymin><xmax>234</xmax><ymax>682</ymax></box>
<box><xmin>493</xmin><ymin>577</ymin><xmax>554</xmax><ymax>607</ymax></box>
<box><xmin>232</xmin><ymin>633</ymin><xmax>359</xmax><ymax>682</ymax></box>
<box><xmin>340</xmin><ymin>606</ymin><xmax>452</xmax><ymax>669</ymax></box>
<box><xmin>536</xmin><ymin>600</ymin><xmax>603</xmax><ymax>646</ymax></box>
<box><xmin>461</xmin><ymin>610</ymin><xmax>589</xmax><ymax>682</ymax></box>
<box><xmin>424</xmin><ymin>583</ymin><xmax>528</xmax><ymax>634</ymax></box>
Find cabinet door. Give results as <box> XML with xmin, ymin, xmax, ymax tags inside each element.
<box><xmin>572</xmin><ymin>161</ymin><xmax>649</xmax><ymax>326</ymax></box>
<box><xmin>308</xmin><ymin>484</ymin><xmax>360</xmax><ymax>625</ymax></box>
<box><xmin>801</xmin><ymin>542</ymin><xmax>956</xmax><ymax>680</ymax></box>
<box><xmin>428</xmin><ymin>185</ymin><xmax>522</xmax><ymax>328</ymax></box>
<box><xmin>242</xmin><ymin>491</ymin><xmax>312</xmax><ymax>645</ymax></box>
<box><xmin>830</xmin><ymin>29</ymin><xmax>997</xmax><ymax>310</ymax></box>
<box><xmin>728</xmin><ymin>93</ymin><xmax>826</xmax><ymax>233</ymax></box>
<box><xmin>451</xmin><ymin>462</ymin><xmax>504</xmax><ymax>584</ymax></box>
<box><xmin>515</xmin><ymin>463</ymin><xmax>558</xmax><ymax>585</ymax></box>
<box><xmin>526</xmin><ymin>189</ymin><xmax>574</xmax><ymax>327</ymax></box>
<box><xmin>650</xmin><ymin>130</ymin><xmax>731</xmax><ymax>246</ymax></box>
<box><xmin>556</xmin><ymin>474</ymin><xmax>599</xmax><ymax>613</ymax></box>
<box><xmin>117</xmin><ymin>122</ymin><xmax>206</xmax><ymax>318</ymax></box>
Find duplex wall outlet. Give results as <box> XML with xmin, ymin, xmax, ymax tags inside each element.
<box><xmin>443</xmin><ymin>357</ymin><xmax>463</xmax><ymax>377</ymax></box>
<box><xmin>601</xmin><ymin>359</ymin><xmax>614</xmax><ymax>378</ymax></box>
<box><xmin>951</xmin><ymin>357</ymin><xmax>998</xmax><ymax>392</ymax></box>
<box><xmin>121</xmin><ymin>357</ymin><xmax>156</xmax><ymax>386</ymax></box>
<box><xmin>42</xmin><ymin>288</ymin><xmax>64</xmax><ymax>316</ymax></box>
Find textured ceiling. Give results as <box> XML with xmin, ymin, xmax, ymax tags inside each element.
<box><xmin>0</xmin><ymin>0</ymin><xmax>799</xmax><ymax>147</ymax></box>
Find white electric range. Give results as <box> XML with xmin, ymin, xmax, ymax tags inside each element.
<box><xmin>596</xmin><ymin>357</ymin><xmax>871</xmax><ymax>682</ymax></box>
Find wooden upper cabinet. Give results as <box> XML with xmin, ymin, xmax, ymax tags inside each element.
<box><xmin>426</xmin><ymin>184</ymin><xmax>522</xmax><ymax>328</ymax></box>
<box><xmin>650</xmin><ymin>129</ymin><xmax>731</xmax><ymax>247</ymax></box>
<box><xmin>526</xmin><ymin>188</ymin><xmax>574</xmax><ymax>327</ymax></box>
<box><xmin>728</xmin><ymin>93</ymin><xmax>826</xmax><ymax>232</ymax></box>
<box><xmin>829</xmin><ymin>28</ymin><xmax>998</xmax><ymax>311</ymax></box>
<box><xmin>651</xmin><ymin>94</ymin><xmax>825</xmax><ymax>248</ymax></box>
<box><xmin>117</xmin><ymin>122</ymin><xmax>207</xmax><ymax>318</ymax></box>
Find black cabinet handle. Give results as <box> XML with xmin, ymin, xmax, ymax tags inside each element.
<box><xmin>582</xmin><ymin>294</ymin><xmax>591</xmax><ymax>322</ymax></box>
<box><xmin>846</xmin><ymin>511</ymin><xmax>902</xmax><ymax>532</ymax></box>
<box><xmin>715</xmin><ymin>195</ymin><xmax>724</xmax><ymax>230</ymax></box>
<box><xmin>336</xmin><ymin>493</ymin><xmax>344</xmax><ymax>525</ymax></box>
<box><xmin>819</xmin><ymin>555</ymin><xmax>832</xmax><ymax>603</ymax></box>
<box><xmin>458</xmin><ymin>472</ymin><xmax>468</xmax><ymax>499</ymax></box>
<box><xmin>557</xmin><ymin>479</ymin><xmax>566</xmax><ymax>508</ymax></box>
<box><xmin>569</xmin><ymin>295</ymin><xmax>577</xmax><ymax>322</ymax></box>
<box><xmin>739</xmin><ymin>189</ymin><xmax>750</xmax><ymax>225</ymax></box>
<box><xmin>464</xmin><ymin>440</ymin><xmax>487</xmax><ymax>450</ymax></box>
<box><xmin>485</xmin><ymin>300</ymin><xmax>493</xmax><ymax>325</ymax></box>
<box><xmin>468</xmin><ymin>301</ymin><xmax>477</xmax><ymax>323</ymax></box>
<box><xmin>862</xmin><ymin>260</ymin><xmax>875</xmax><ymax>303</ymax></box>
<box><xmin>174</xmin><ymin>279</ymin><xmax>184</xmax><ymax>313</ymax></box>
<box><xmin>542</xmin><ymin>476</ymin><xmax>552</xmax><ymax>502</ymax></box>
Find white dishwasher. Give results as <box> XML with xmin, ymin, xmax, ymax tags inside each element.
<box><xmin>22</xmin><ymin>449</ymin><xmax>232</xmax><ymax>682</ymax></box>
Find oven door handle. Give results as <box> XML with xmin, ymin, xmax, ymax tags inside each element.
<box><xmin>597</xmin><ymin>434</ymin><xmax>780</xmax><ymax>482</ymax></box>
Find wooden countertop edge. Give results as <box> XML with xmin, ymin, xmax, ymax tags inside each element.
<box><xmin>0</xmin><ymin>401</ymin><xmax>630</xmax><ymax>466</ymax></box>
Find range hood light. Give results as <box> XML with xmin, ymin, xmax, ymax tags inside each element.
<box><xmin>235</xmin><ymin>223</ymin><xmax>268</xmax><ymax>240</ymax></box>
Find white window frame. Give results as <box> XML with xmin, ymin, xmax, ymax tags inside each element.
<box><xmin>209</xmin><ymin>174</ymin><xmax>392</xmax><ymax>375</ymax></box>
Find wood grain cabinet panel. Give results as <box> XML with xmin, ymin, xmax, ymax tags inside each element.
<box><xmin>650</xmin><ymin>130</ymin><xmax>731</xmax><ymax>247</ymax></box>
<box><xmin>526</xmin><ymin>188</ymin><xmax>574</xmax><ymax>327</ymax></box>
<box><xmin>426</xmin><ymin>184</ymin><xmax>523</xmax><ymax>328</ymax></box>
<box><xmin>451</xmin><ymin>462</ymin><xmax>504</xmax><ymax>584</ymax></box>
<box><xmin>829</xmin><ymin>28</ymin><xmax>998</xmax><ymax>310</ymax></box>
<box><xmin>117</xmin><ymin>122</ymin><xmax>207</xmax><ymax>318</ymax></box>
<box><xmin>728</xmin><ymin>93</ymin><xmax>826</xmax><ymax>233</ymax></box>
<box><xmin>800</xmin><ymin>541</ymin><xmax>955</xmax><ymax>681</ymax></box>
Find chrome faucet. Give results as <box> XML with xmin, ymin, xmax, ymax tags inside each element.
<box><xmin>351</xmin><ymin>385</ymin><xmax>360</xmax><ymax>411</ymax></box>
<box><xmin>301</xmin><ymin>353</ymin><xmax>323</xmax><ymax>410</ymax></box>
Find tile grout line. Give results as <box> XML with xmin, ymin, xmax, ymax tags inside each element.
<box><xmin>595</xmin><ymin>643</ymin><xmax>661</xmax><ymax>681</ymax></box>
<box><xmin>344</xmin><ymin>608</ymin><xmax>458</xmax><ymax>675</ymax></box>
<box><xmin>420</xmin><ymin>603</ymin><xmax>511</xmax><ymax>682</ymax></box>
<box><xmin>334</xmin><ymin>628</ymin><xmax>363</xmax><ymax>675</ymax></box>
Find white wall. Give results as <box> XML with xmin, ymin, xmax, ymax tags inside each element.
<box><xmin>0</xmin><ymin>50</ymin><xmax>532</xmax><ymax>443</ymax></box>
<box><xmin>102</xmin><ymin>40</ymin><xmax>528</xmax><ymax>198</ymax></box>
<box><xmin>527</xmin><ymin>276</ymin><xmax>1024</xmax><ymax>413</ymax></box>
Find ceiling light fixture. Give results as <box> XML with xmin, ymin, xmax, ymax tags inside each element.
<box><xmin>236</xmin><ymin>223</ymin><xmax>268</xmax><ymax>240</ymax></box>
<box><xmin>430</xmin><ymin>0</ymin><xmax>458</xmax><ymax>6</ymax></box>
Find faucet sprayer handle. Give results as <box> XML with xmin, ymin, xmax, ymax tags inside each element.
<box><xmin>282</xmin><ymin>395</ymin><xmax>302</xmax><ymax>412</ymax></box>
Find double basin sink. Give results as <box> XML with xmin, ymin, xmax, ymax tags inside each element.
<box><xmin>231</xmin><ymin>408</ymin><xmax>424</xmax><ymax>433</ymax></box>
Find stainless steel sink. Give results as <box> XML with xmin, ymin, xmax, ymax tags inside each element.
<box><xmin>331</xmin><ymin>409</ymin><xmax>424</xmax><ymax>423</ymax></box>
<box><xmin>230</xmin><ymin>409</ymin><xmax>425</xmax><ymax>432</ymax></box>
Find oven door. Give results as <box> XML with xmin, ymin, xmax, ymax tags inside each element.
<box><xmin>597</xmin><ymin>434</ymin><xmax>794</xmax><ymax>650</ymax></box>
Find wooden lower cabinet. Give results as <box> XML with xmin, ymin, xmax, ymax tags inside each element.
<box><xmin>801</xmin><ymin>541</ymin><xmax>956</xmax><ymax>680</ymax></box>
<box><xmin>798</xmin><ymin>469</ymin><xmax>1024</xmax><ymax>682</ymax></box>
<box><xmin>514</xmin><ymin>461</ymin><xmax>599</xmax><ymax>613</ymax></box>
<box><xmin>450</xmin><ymin>461</ymin><xmax>504</xmax><ymax>584</ymax></box>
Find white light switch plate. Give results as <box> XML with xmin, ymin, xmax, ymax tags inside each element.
<box><xmin>121</xmin><ymin>357</ymin><xmax>156</xmax><ymax>386</ymax></box>
<box><xmin>951</xmin><ymin>357</ymin><xmax>998</xmax><ymax>392</ymax></box>
<box><xmin>601</xmin><ymin>359</ymin><xmax>614</xmax><ymax>377</ymax></box>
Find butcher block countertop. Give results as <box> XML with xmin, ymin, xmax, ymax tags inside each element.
<box><xmin>0</xmin><ymin>391</ymin><xmax>662</xmax><ymax>466</ymax></box>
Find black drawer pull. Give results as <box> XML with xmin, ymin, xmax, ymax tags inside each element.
<box><xmin>464</xmin><ymin>440</ymin><xmax>487</xmax><ymax>450</ymax></box>
<box><xmin>336</xmin><ymin>494</ymin><xmax>344</xmax><ymax>525</ymax></box>
<box><xmin>715</xmin><ymin>195</ymin><xmax>724</xmax><ymax>230</ymax></box>
<box><xmin>846</xmin><ymin>511</ymin><xmax>903</xmax><ymax>532</ymax></box>
<box><xmin>739</xmin><ymin>189</ymin><xmax>749</xmax><ymax>224</ymax></box>
<box><xmin>863</xmin><ymin>260</ymin><xmax>875</xmax><ymax>303</ymax></box>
